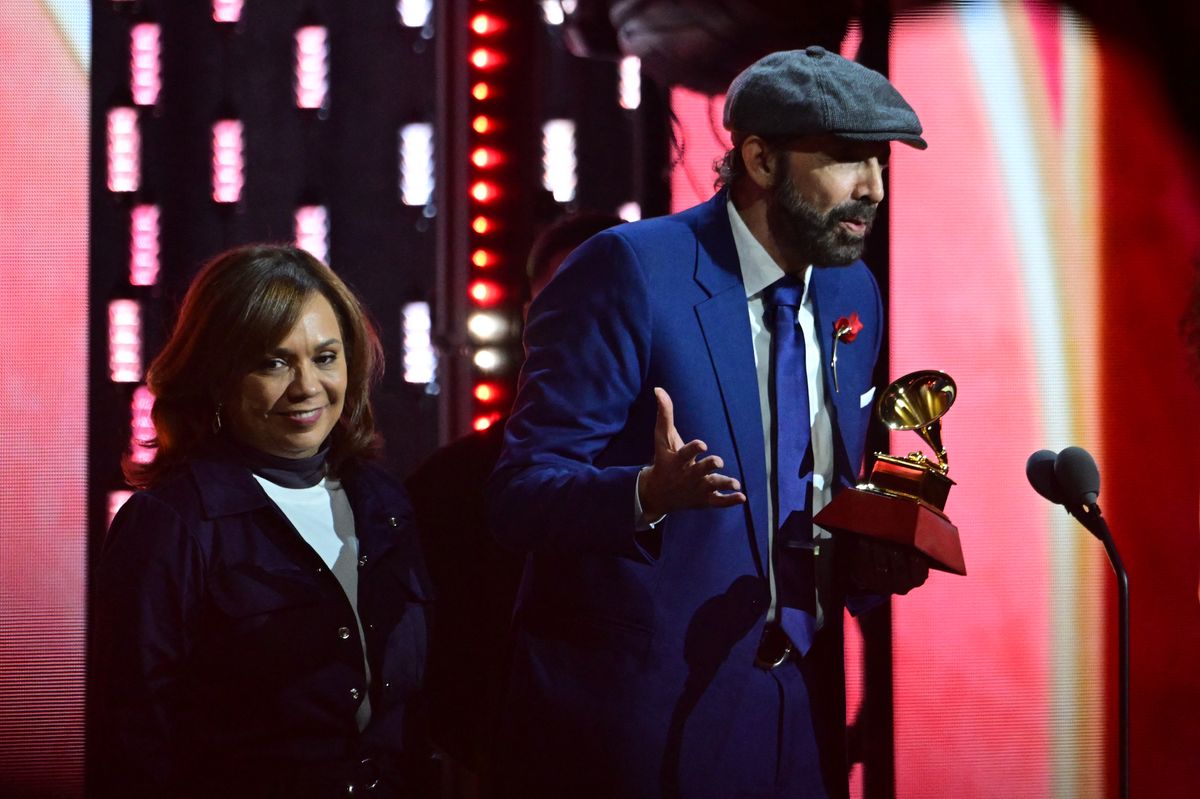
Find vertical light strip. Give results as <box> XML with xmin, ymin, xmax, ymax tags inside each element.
<box><xmin>619</xmin><ymin>55</ymin><xmax>641</xmax><ymax>110</ymax></box>
<box><xmin>294</xmin><ymin>205</ymin><xmax>330</xmax><ymax>264</ymax></box>
<box><xmin>106</xmin><ymin>107</ymin><xmax>139</xmax><ymax>193</ymax></box>
<box><xmin>212</xmin><ymin>0</ymin><xmax>243</xmax><ymax>23</ymax></box>
<box><xmin>541</xmin><ymin>119</ymin><xmax>577</xmax><ymax>202</ymax></box>
<box><xmin>211</xmin><ymin>119</ymin><xmax>245</xmax><ymax>204</ymax></box>
<box><xmin>107</xmin><ymin>300</ymin><xmax>142</xmax><ymax>383</ymax></box>
<box><xmin>129</xmin><ymin>204</ymin><xmax>160</xmax><ymax>286</ymax></box>
<box><xmin>959</xmin><ymin>4</ymin><xmax>1099</xmax><ymax>794</ymax></box>
<box><xmin>129</xmin><ymin>385</ymin><xmax>156</xmax><ymax>465</ymax></box>
<box><xmin>130</xmin><ymin>23</ymin><xmax>161</xmax><ymax>107</ymax></box>
<box><xmin>400</xmin><ymin>122</ymin><xmax>435</xmax><ymax>206</ymax></box>
<box><xmin>294</xmin><ymin>25</ymin><xmax>329</xmax><ymax>110</ymax></box>
<box><xmin>397</xmin><ymin>0</ymin><xmax>433</xmax><ymax>28</ymax></box>
<box><xmin>402</xmin><ymin>301</ymin><xmax>436</xmax><ymax>384</ymax></box>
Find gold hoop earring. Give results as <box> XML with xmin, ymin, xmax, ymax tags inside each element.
<box><xmin>212</xmin><ymin>404</ymin><xmax>222</xmax><ymax>435</ymax></box>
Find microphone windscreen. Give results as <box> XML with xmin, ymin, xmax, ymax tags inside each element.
<box><xmin>1054</xmin><ymin>446</ymin><xmax>1100</xmax><ymax>506</ymax></box>
<box><xmin>1025</xmin><ymin>449</ymin><xmax>1063</xmax><ymax>504</ymax></box>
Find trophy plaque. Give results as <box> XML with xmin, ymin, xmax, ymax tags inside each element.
<box><xmin>814</xmin><ymin>369</ymin><xmax>967</xmax><ymax>575</ymax></box>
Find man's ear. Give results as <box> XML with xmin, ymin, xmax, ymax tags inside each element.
<box><xmin>741</xmin><ymin>135</ymin><xmax>778</xmax><ymax>190</ymax></box>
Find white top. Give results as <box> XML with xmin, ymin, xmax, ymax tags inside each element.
<box><xmin>726</xmin><ymin>200</ymin><xmax>836</xmax><ymax>626</ymax></box>
<box><xmin>253</xmin><ymin>475</ymin><xmax>373</xmax><ymax>730</ymax></box>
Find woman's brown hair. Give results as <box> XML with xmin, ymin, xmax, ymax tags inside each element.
<box><xmin>124</xmin><ymin>245</ymin><xmax>383</xmax><ymax>488</ymax></box>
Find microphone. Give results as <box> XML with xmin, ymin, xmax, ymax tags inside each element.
<box><xmin>1024</xmin><ymin>444</ymin><xmax>1127</xmax><ymax>799</ymax></box>
<box><xmin>1024</xmin><ymin>449</ymin><xmax>1063</xmax><ymax>505</ymax></box>
<box><xmin>1025</xmin><ymin>446</ymin><xmax>1106</xmax><ymax>538</ymax></box>
<box><xmin>1053</xmin><ymin>445</ymin><xmax>1100</xmax><ymax>508</ymax></box>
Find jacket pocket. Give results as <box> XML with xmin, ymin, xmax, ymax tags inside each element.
<box><xmin>209</xmin><ymin>563</ymin><xmax>324</xmax><ymax>618</ymax></box>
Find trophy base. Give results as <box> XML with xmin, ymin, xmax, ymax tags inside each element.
<box><xmin>814</xmin><ymin>486</ymin><xmax>967</xmax><ymax>575</ymax></box>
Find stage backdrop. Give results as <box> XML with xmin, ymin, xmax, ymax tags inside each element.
<box><xmin>670</xmin><ymin>2</ymin><xmax>1200</xmax><ymax>797</ymax></box>
<box><xmin>0</xmin><ymin>0</ymin><xmax>89</xmax><ymax>796</ymax></box>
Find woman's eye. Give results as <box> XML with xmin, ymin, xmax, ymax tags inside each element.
<box><xmin>259</xmin><ymin>358</ymin><xmax>287</xmax><ymax>371</ymax></box>
<box><xmin>316</xmin><ymin>352</ymin><xmax>339</xmax><ymax>366</ymax></box>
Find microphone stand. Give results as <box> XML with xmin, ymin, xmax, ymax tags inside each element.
<box><xmin>1069</xmin><ymin>504</ymin><xmax>1129</xmax><ymax>799</ymax></box>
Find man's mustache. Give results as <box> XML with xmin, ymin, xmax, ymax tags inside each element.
<box><xmin>829</xmin><ymin>200</ymin><xmax>878</xmax><ymax>226</ymax></box>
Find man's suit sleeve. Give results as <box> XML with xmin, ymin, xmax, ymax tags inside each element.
<box><xmin>487</xmin><ymin>230</ymin><xmax>653</xmax><ymax>561</ymax></box>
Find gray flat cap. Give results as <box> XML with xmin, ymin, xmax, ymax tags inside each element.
<box><xmin>723</xmin><ymin>46</ymin><xmax>927</xmax><ymax>149</ymax></box>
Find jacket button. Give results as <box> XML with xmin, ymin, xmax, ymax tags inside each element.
<box><xmin>358</xmin><ymin>554</ymin><xmax>368</xmax><ymax>567</ymax></box>
<box><xmin>350</xmin><ymin>687</ymin><xmax>361</xmax><ymax>701</ymax></box>
<box><xmin>387</xmin><ymin>516</ymin><xmax>399</xmax><ymax>527</ymax></box>
<box><xmin>338</xmin><ymin>626</ymin><xmax>351</xmax><ymax>640</ymax></box>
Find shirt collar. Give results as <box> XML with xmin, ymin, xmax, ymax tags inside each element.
<box><xmin>726</xmin><ymin>198</ymin><xmax>812</xmax><ymax>303</ymax></box>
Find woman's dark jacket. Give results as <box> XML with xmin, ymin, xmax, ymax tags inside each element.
<box><xmin>89</xmin><ymin>447</ymin><xmax>433</xmax><ymax>798</ymax></box>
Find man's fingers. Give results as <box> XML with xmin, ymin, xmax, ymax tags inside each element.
<box><xmin>653</xmin><ymin>387</ymin><xmax>686</xmax><ymax>450</ymax></box>
<box><xmin>707</xmin><ymin>490</ymin><xmax>747</xmax><ymax>507</ymax></box>
<box><xmin>653</xmin><ymin>387</ymin><xmax>674</xmax><ymax>444</ymax></box>
<box><xmin>675</xmin><ymin>439</ymin><xmax>708</xmax><ymax>464</ymax></box>
<box><xmin>703</xmin><ymin>472</ymin><xmax>741</xmax><ymax>492</ymax></box>
<box><xmin>851</xmin><ymin>537</ymin><xmax>930</xmax><ymax>595</ymax></box>
<box><xmin>693</xmin><ymin>454</ymin><xmax>724</xmax><ymax>473</ymax></box>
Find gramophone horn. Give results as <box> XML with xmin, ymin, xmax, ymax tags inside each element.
<box><xmin>877</xmin><ymin>370</ymin><xmax>957</xmax><ymax>469</ymax></box>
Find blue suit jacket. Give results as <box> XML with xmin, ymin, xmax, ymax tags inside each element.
<box><xmin>488</xmin><ymin>191</ymin><xmax>883</xmax><ymax>797</ymax></box>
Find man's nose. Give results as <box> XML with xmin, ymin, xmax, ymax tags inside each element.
<box><xmin>854</xmin><ymin>159</ymin><xmax>885</xmax><ymax>204</ymax></box>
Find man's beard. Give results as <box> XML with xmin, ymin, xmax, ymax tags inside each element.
<box><xmin>768</xmin><ymin>172</ymin><xmax>877</xmax><ymax>266</ymax></box>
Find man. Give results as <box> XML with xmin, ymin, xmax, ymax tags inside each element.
<box><xmin>487</xmin><ymin>47</ymin><xmax>930</xmax><ymax>798</ymax></box>
<box><xmin>406</xmin><ymin>212</ymin><xmax>622</xmax><ymax>790</ymax></box>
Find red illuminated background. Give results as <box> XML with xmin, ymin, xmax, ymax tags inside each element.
<box><xmin>2</xmin><ymin>1</ymin><xmax>1198</xmax><ymax>797</ymax></box>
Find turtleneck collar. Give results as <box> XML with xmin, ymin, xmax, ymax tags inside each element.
<box><xmin>227</xmin><ymin>438</ymin><xmax>332</xmax><ymax>489</ymax></box>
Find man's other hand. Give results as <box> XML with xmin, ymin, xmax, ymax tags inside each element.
<box><xmin>845</xmin><ymin>535</ymin><xmax>930</xmax><ymax>596</ymax></box>
<box><xmin>638</xmin><ymin>387</ymin><xmax>747</xmax><ymax>520</ymax></box>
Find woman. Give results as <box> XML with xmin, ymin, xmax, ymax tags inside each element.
<box><xmin>91</xmin><ymin>245</ymin><xmax>432</xmax><ymax>798</ymax></box>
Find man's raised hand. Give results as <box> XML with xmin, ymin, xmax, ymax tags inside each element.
<box><xmin>637</xmin><ymin>387</ymin><xmax>747</xmax><ymax>521</ymax></box>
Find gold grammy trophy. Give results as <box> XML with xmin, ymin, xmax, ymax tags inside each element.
<box><xmin>814</xmin><ymin>369</ymin><xmax>967</xmax><ymax>575</ymax></box>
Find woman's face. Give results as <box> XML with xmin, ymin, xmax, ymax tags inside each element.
<box><xmin>224</xmin><ymin>292</ymin><xmax>348</xmax><ymax>459</ymax></box>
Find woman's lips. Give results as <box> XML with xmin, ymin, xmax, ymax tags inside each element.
<box><xmin>278</xmin><ymin>406</ymin><xmax>324</xmax><ymax>426</ymax></box>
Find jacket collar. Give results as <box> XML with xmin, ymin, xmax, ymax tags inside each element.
<box><xmin>186</xmin><ymin>443</ymin><xmax>276</xmax><ymax>520</ymax></box>
<box><xmin>184</xmin><ymin>443</ymin><xmax>406</xmax><ymax>574</ymax></box>
<box><xmin>690</xmin><ymin>188</ymin><xmax>743</xmax><ymax>298</ymax></box>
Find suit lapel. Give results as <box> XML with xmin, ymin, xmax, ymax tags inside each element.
<box><xmin>809</xmin><ymin>266</ymin><xmax>859</xmax><ymax>482</ymax></box>
<box><xmin>692</xmin><ymin>194</ymin><xmax>770</xmax><ymax>578</ymax></box>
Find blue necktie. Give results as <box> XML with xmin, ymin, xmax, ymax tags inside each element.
<box><xmin>766</xmin><ymin>275</ymin><xmax>818</xmax><ymax>656</ymax></box>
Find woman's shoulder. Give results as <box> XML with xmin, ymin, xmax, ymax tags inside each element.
<box><xmin>111</xmin><ymin>453</ymin><xmax>253</xmax><ymax>538</ymax></box>
<box><xmin>342</xmin><ymin>456</ymin><xmax>401</xmax><ymax>487</ymax></box>
<box><xmin>120</xmin><ymin>467</ymin><xmax>204</xmax><ymax>518</ymax></box>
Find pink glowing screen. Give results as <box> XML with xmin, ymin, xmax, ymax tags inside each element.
<box><xmin>0</xmin><ymin>2</ymin><xmax>88</xmax><ymax>794</ymax></box>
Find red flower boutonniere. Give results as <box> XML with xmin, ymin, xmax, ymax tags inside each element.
<box><xmin>831</xmin><ymin>312</ymin><xmax>863</xmax><ymax>393</ymax></box>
